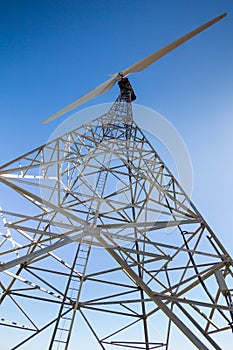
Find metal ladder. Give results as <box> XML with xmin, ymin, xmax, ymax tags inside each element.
<box><xmin>49</xmin><ymin>240</ymin><xmax>91</xmax><ymax>350</ymax></box>
<box><xmin>50</xmin><ymin>128</ymin><xmax>115</xmax><ymax>349</ymax></box>
<box><xmin>96</xmin><ymin>165</ymin><xmax>108</xmax><ymax>197</ymax></box>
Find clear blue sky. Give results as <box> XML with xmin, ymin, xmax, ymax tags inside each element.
<box><xmin>0</xmin><ymin>0</ymin><xmax>233</xmax><ymax>348</ymax></box>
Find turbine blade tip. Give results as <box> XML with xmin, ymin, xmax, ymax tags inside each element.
<box><xmin>220</xmin><ymin>12</ymin><xmax>227</xmax><ymax>19</ymax></box>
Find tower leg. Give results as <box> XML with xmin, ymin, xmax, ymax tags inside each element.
<box><xmin>97</xmin><ymin>234</ymin><xmax>221</xmax><ymax>350</ymax></box>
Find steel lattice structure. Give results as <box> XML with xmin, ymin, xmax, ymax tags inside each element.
<box><xmin>1</xmin><ymin>85</ymin><xmax>233</xmax><ymax>350</ymax></box>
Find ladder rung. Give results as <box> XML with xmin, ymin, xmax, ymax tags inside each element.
<box><xmin>54</xmin><ymin>340</ymin><xmax>67</xmax><ymax>343</ymax></box>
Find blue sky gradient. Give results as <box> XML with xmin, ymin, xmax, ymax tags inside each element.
<box><xmin>0</xmin><ymin>1</ymin><xmax>233</xmax><ymax>348</ymax></box>
<box><xmin>1</xmin><ymin>0</ymin><xmax>232</xmax><ymax>248</ymax></box>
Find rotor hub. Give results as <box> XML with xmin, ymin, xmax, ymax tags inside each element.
<box><xmin>118</xmin><ymin>77</ymin><xmax>136</xmax><ymax>102</ymax></box>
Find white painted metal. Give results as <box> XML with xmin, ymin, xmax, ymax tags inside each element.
<box><xmin>1</xmin><ymin>97</ymin><xmax>233</xmax><ymax>350</ymax></box>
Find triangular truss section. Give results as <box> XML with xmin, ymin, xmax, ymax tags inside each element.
<box><xmin>1</xmin><ymin>99</ymin><xmax>233</xmax><ymax>350</ymax></box>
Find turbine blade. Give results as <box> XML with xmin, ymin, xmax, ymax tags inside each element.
<box><xmin>121</xmin><ymin>12</ymin><xmax>226</xmax><ymax>76</ymax></box>
<box><xmin>42</xmin><ymin>74</ymin><xmax>120</xmax><ymax>124</ymax></box>
<box><xmin>42</xmin><ymin>13</ymin><xmax>226</xmax><ymax>124</ymax></box>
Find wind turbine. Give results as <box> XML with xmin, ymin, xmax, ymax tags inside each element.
<box><xmin>1</xmin><ymin>12</ymin><xmax>232</xmax><ymax>350</ymax></box>
<box><xmin>43</xmin><ymin>12</ymin><xmax>226</xmax><ymax>124</ymax></box>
